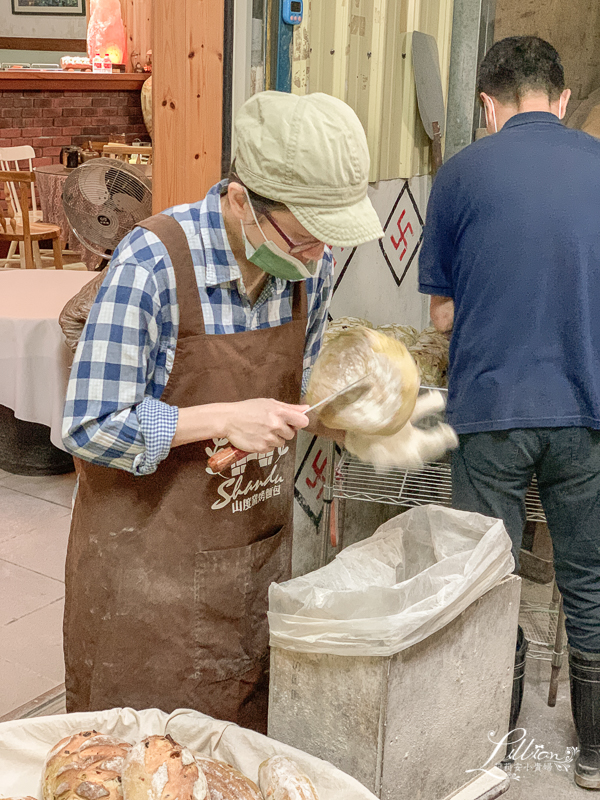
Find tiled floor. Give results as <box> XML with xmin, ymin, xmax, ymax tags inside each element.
<box><xmin>0</xmin><ymin>468</ymin><xmax>75</xmax><ymax>717</ymax></box>
<box><xmin>0</xmin><ymin>473</ymin><xmax>587</xmax><ymax>797</ymax></box>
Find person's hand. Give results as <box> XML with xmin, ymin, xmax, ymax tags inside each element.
<box><xmin>222</xmin><ymin>399</ymin><xmax>310</xmax><ymax>453</ymax></box>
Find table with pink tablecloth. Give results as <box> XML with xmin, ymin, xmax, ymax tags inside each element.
<box><xmin>0</xmin><ymin>270</ymin><xmax>96</xmax><ymax>451</ymax></box>
<box><xmin>34</xmin><ymin>165</ymin><xmax>101</xmax><ymax>271</ymax></box>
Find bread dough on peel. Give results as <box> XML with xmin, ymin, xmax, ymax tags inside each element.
<box><xmin>306</xmin><ymin>327</ymin><xmax>420</xmax><ymax>435</ymax></box>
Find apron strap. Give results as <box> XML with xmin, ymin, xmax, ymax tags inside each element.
<box><xmin>138</xmin><ymin>214</ymin><xmax>206</xmax><ymax>338</ymax></box>
<box><xmin>292</xmin><ymin>280</ymin><xmax>308</xmax><ymax>322</ymax></box>
<box><xmin>138</xmin><ymin>213</ymin><xmax>308</xmax><ymax>335</ymax></box>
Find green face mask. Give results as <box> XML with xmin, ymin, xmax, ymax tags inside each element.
<box><xmin>241</xmin><ymin>196</ymin><xmax>318</xmax><ymax>281</ymax></box>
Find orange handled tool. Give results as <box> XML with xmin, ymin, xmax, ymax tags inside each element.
<box><xmin>207</xmin><ymin>446</ymin><xmax>249</xmax><ymax>473</ymax></box>
<box><xmin>207</xmin><ymin>374</ymin><xmax>372</xmax><ymax>473</ymax></box>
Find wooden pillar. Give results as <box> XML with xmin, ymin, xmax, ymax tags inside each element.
<box><xmin>152</xmin><ymin>0</ymin><xmax>224</xmax><ymax>213</ymax></box>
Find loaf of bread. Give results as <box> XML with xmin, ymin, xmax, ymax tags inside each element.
<box><xmin>43</xmin><ymin>731</ymin><xmax>132</xmax><ymax>800</ymax></box>
<box><xmin>408</xmin><ymin>327</ymin><xmax>449</xmax><ymax>388</ymax></box>
<box><xmin>258</xmin><ymin>756</ymin><xmax>319</xmax><ymax>800</ymax></box>
<box><xmin>195</xmin><ymin>755</ymin><xmax>261</xmax><ymax>800</ymax></box>
<box><xmin>60</xmin><ymin>56</ymin><xmax>92</xmax><ymax>71</ymax></box>
<box><xmin>121</xmin><ymin>735</ymin><xmax>207</xmax><ymax>800</ymax></box>
<box><xmin>323</xmin><ymin>316</ymin><xmax>373</xmax><ymax>346</ymax></box>
<box><xmin>377</xmin><ymin>323</ymin><xmax>419</xmax><ymax>349</ymax></box>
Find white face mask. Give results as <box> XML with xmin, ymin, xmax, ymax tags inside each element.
<box><xmin>484</xmin><ymin>94</ymin><xmax>565</xmax><ymax>129</ymax></box>
<box><xmin>484</xmin><ymin>96</ymin><xmax>498</xmax><ymax>134</ymax></box>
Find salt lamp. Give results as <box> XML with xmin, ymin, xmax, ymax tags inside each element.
<box><xmin>87</xmin><ymin>0</ymin><xmax>127</xmax><ymax>66</ymax></box>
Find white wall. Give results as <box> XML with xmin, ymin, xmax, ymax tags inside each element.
<box><xmin>328</xmin><ymin>176</ymin><xmax>430</xmax><ymax>330</ymax></box>
<box><xmin>2</xmin><ymin>0</ymin><xmax>87</xmax><ymax>38</ymax></box>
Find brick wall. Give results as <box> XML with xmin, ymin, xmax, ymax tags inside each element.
<box><xmin>0</xmin><ymin>90</ymin><xmax>149</xmax><ymax>166</ymax></box>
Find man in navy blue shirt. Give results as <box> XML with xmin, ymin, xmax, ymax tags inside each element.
<box><xmin>420</xmin><ymin>36</ymin><xmax>600</xmax><ymax>789</ymax></box>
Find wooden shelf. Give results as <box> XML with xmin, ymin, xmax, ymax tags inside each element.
<box><xmin>0</xmin><ymin>72</ymin><xmax>148</xmax><ymax>92</ymax></box>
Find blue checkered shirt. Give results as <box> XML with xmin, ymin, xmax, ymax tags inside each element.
<box><xmin>62</xmin><ymin>181</ymin><xmax>333</xmax><ymax>475</ymax></box>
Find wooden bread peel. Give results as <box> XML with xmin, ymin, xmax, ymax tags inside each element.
<box><xmin>412</xmin><ymin>31</ymin><xmax>446</xmax><ymax>175</ymax></box>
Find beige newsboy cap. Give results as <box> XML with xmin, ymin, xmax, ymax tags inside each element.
<box><xmin>233</xmin><ymin>91</ymin><xmax>384</xmax><ymax>248</ymax></box>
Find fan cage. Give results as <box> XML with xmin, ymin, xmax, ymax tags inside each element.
<box><xmin>62</xmin><ymin>158</ymin><xmax>153</xmax><ymax>258</ymax></box>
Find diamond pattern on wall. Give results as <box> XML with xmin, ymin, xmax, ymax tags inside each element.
<box><xmin>294</xmin><ymin>434</ymin><xmax>343</xmax><ymax>530</ymax></box>
<box><xmin>331</xmin><ymin>247</ymin><xmax>358</xmax><ymax>295</ymax></box>
<box><xmin>379</xmin><ymin>181</ymin><xmax>424</xmax><ymax>288</ymax></box>
<box><xmin>326</xmin><ymin>246</ymin><xmax>357</xmax><ymax>322</ymax></box>
<box><xmin>324</xmin><ymin>179</ymin><xmax>428</xmax><ymax>328</ymax></box>
<box><xmin>294</xmin><ymin>434</ymin><xmax>327</xmax><ymax>527</ymax></box>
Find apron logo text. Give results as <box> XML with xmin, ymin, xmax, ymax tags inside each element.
<box><xmin>232</xmin><ymin>485</ymin><xmax>281</xmax><ymax>513</ymax></box>
<box><xmin>207</xmin><ymin>440</ymin><xmax>288</xmax><ymax>513</ymax></box>
<box><xmin>211</xmin><ymin>465</ymin><xmax>284</xmax><ymax>511</ymax></box>
<box><xmin>205</xmin><ymin>431</ymin><xmax>289</xmax><ymax>515</ymax></box>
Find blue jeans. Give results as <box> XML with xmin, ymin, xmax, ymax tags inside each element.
<box><xmin>452</xmin><ymin>428</ymin><xmax>600</xmax><ymax>653</ymax></box>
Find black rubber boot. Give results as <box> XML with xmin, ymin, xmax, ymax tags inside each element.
<box><xmin>502</xmin><ymin>626</ymin><xmax>529</xmax><ymax>764</ymax></box>
<box><xmin>570</xmin><ymin>649</ymin><xmax>600</xmax><ymax>789</ymax></box>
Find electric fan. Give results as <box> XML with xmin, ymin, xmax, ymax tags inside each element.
<box><xmin>62</xmin><ymin>157</ymin><xmax>153</xmax><ymax>259</ymax></box>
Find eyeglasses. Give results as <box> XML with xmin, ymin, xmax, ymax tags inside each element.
<box><xmin>261</xmin><ymin>209</ymin><xmax>323</xmax><ymax>255</ymax></box>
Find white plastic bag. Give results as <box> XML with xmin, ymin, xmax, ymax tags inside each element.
<box><xmin>269</xmin><ymin>505</ymin><xmax>514</xmax><ymax>657</ymax></box>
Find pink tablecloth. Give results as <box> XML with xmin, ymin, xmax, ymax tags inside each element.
<box><xmin>0</xmin><ymin>270</ymin><xmax>96</xmax><ymax>450</ymax></box>
<box><xmin>34</xmin><ymin>165</ymin><xmax>101</xmax><ymax>271</ymax></box>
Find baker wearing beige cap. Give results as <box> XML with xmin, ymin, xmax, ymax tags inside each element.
<box><xmin>62</xmin><ymin>91</ymin><xmax>383</xmax><ymax>730</ymax></box>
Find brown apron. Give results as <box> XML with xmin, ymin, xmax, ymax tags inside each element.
<box><xmin>63</xmin><ymin>214</ymin><xmax>306</xmax><ymax>733</ymax></box>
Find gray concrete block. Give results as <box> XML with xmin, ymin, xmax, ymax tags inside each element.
<box><xmin>270</xmin><ymin>650</ymin><xmax>388</xmax><ymax>790</ymax></box>
<box><xmin>269</xmin><ymin>575</ymin><xmax>521</xmax><ymax>799</ymax></box>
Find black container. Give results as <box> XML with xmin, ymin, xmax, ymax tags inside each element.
<box><xmin>0</xmin><ymin>404</ymin><xmax>74</xmax><ymax>476</ymax></box>
<box><xmin>60</xmin><ymin>146</ymin><xmax>82</xmax><ymax>169</ymax></box>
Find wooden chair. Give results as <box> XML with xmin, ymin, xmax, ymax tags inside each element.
<box><xmin>0</xmin><ymin>145</ymin><xmax>45</xmax><ymax>266</ymax></box>
<box><xmin>0</xmin><ymin>171</ymin><xmax>63</xmax><ymax>270</ymax></box>
<box><xmin>102</xmin><ymin>143</ymin><xmax>153</xmax><ymax>165</ymax></box>
<box><xmin>87</xmin><ymin>140</ymin><xmax>109</xmax><ymax>154</ymax></box>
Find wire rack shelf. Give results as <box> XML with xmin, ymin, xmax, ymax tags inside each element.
<box><xmin>332</xmin><ymin>451</ymin><xmax>547</xmax><ymax>523</ymax></box>
<box><xmin>519</xmin><ymin>601</ymin><xmax>561</xmax><ymax>661</ymax></box>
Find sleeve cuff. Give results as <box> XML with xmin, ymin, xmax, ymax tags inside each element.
<box><xmin>418</xmin><ymin>284</ymin><xmax>454</xmax><ymax>297</ymax></box>
<box><xmin>133</xmin><ymin>397</ymin><xmax>179</xmax><ymax>476</ymax></box>
<box><xmin>302</xmin><ymin>367</ymin><xmax>311</xmax><ymax>397</ymax></box>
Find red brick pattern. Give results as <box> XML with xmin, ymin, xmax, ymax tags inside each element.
<box><xmin>0</xmin><ymin>90</ymin><xmax>149</xmax><ymax>166</ymax></box>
